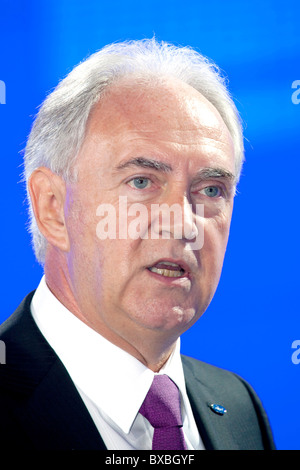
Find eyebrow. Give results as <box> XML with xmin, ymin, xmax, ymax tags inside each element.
<box><xmin>195</xmin><ymin>167</ymin><xmax>236</xmax><ymax>182</ymax></box>
<box><xmin>115</xmin><ymin>157</ymin><xmax>236</xmax><ymax>184</ymax></box>
<box><xmin>115</xmin><ymin>157</ymin><xmax>173</xmax><ymax>173</ymax></box>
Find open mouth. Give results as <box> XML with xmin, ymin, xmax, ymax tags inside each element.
<box><xmin>147</xmin><ymin>261</ymin><xmax>187</xmax><ymax>278</ymax></box>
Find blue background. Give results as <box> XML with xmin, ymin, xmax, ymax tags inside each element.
<box><xmin>0</xmin><ymin>0</ymin><xmax>299</xmax><ymax>450</ymax></box>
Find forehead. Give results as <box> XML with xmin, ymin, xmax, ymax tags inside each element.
<box><xmin>89</xmin><ymin>78</ymin><xmax>227</xmax><ymax>135</ymax></box>
<box><xmin>78</xmin><ymin>77</ymin><xmax>234</xmax><ymax>171</ymax></box>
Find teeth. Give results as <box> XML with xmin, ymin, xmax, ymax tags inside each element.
<box><xmin>160</xmin><ymin>261</ymin><xmax>180</xmax><ymax>267</ymax></box>
<box><xmin>149</xmin><ymin>267</ymin><xmax>183</xmax><ymax>278</ymax></box>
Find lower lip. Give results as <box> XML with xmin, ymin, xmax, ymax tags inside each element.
<box><xmin>146</xmin><ymin>268</ymin><xmax>191</xmax><ymax>285</ymax></box>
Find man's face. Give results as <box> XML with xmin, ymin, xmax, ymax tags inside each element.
<box><xmin>63</xmin><ymin>78</ymin><xmax>236</xmax><ymax>357</ymax></box>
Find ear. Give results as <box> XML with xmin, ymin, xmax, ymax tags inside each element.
<box><xmin>28</xmin><ymin>167</ymin><xmax>70</xmax><ymax>252</ymax></box>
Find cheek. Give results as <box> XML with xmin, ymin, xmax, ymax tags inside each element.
<box><xmin>95</xmin><ymin>238</ymin><xmax>143</xmax><ymax>289</ymax></box>
<box><xmin>202</xmin><ymin>210</ymin><xmax>232</xmax><ymax>270</ymax></box>
<box><xmin>65</xmin><ymin>198</ymin><xmax>100</xmax><ymax>284</ymax></box>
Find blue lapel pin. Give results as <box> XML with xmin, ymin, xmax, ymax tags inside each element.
<box><xmin>209</xmin><ymin>403</ymin><xmax>227</xmax><ymax>415</ymax></box>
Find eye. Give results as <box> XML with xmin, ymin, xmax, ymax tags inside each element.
<box><xmin>200</xmin><ymin>186</ymin><xmax>222</xmax><ymax>198</ymax></box>
<box><xmin>128</xmin><ymin>177</ymin><xmax>152</xmax><ymax>190</ymax></box>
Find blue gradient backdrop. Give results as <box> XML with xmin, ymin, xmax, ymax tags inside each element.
<box><xmin>0</xmin><ymin>0</ymin><xmax>299</xmax><ymax>450</ymax></box>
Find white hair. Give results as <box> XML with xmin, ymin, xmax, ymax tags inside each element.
<box><xmin>23</xmin><ymin>38</ymin><xmax>244</xmax><ymax>264</ymax></box>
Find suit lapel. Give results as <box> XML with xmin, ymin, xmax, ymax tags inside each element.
<box><xmin>3</xmin><ymin>293</ymin><xmax>106</xmax><ymax>450</ymax></box>
<box><xmin>182</xmin><ymin>356</ymin><xmax>240</xmax><ymax>450</ymax></box>
<box><xmin>13</xmin><ymin>356</ymin><xmax>107</xmax><ymax>450</ymax></box>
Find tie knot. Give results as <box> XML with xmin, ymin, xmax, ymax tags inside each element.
<box><xmin>139</xmin><ymin>375</ymin><xmax>183</xmax><ymax>428</ymax></box>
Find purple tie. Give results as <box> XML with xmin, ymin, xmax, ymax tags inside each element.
<box><xmin>139</xmin><ymin>375</ymin><xmax>188</xmax><ymax>450</ymax></box>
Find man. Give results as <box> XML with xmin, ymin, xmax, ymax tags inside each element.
<box><xmin>0</xmin><ymin>39</ymin><xmax>275</xmax><ymax>450</ymax></box>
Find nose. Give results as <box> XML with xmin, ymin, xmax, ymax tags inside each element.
<box><xmin>150</xmin><ymin>192</ymin><xmax>203</xmax><ymax>248</ymax></box>
<box><xmin>181</xmin><ymin>197</ymin><xmax>199</xmax><ymax>241</ymax></box>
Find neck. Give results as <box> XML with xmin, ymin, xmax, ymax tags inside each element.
<box><xmin>44</xmin><ymin>251</ymin><xmax>178</xmax><ymax>373</ymax></box>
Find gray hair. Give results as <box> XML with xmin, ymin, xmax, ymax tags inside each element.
<box><xmin>23</xmin><ymin>38</ymin><xmax>244</xmax><ymax>264</ymax></box>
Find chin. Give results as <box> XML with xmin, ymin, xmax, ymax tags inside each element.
<box><xmin>132</xmin><ymin>303</ymin><xmax>199</xmax><ymax>332</ymax></box>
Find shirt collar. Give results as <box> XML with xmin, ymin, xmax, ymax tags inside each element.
<box><xmin>31</xmin><ymin>275</ymin><xmax>188</xmax><ymax>434</ymax></box>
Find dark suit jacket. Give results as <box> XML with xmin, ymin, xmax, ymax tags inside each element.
<box><xmin>0</xmin><ymin>292</ymin><xmax>275</xmax><ymax>450</ymax></box>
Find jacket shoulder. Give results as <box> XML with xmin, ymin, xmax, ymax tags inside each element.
<box><xmin>0</xmin><ymin>291</ymin><xmax>57</xmax><ymax>398</ymax></box>
<box><xmin>0</xmin><ymin>291</ymin><xmax>35</xmax><ymax>338</ymax></box>
<box><xmin>181</xmin><ymin>354</ymin><xmax>276</xmax><ymax>450</ymax></box>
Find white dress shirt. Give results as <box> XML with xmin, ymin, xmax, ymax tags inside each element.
<box><xmin>30</xmin><ymin>276</ymin><xmax>205</xmax><ymax>450</ymax></box>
